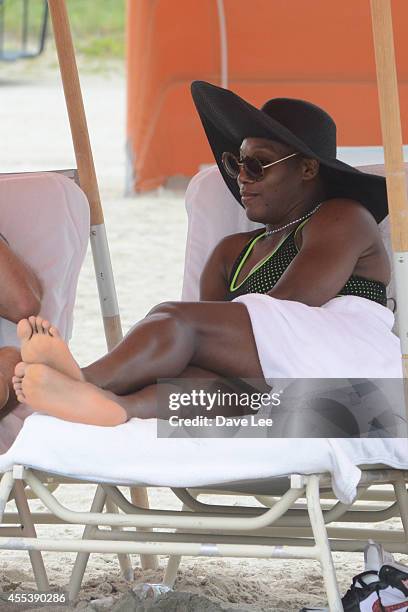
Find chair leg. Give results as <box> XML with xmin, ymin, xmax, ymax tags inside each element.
<box><xmin>393</xmin><ymin>476</ymin><xmax>408</xmax><ymax>546</ymax></box>
<box><xmin>163</xmin><ymin>554</ymin><xmax>182</xmax><ymax>588</ymax></box>
<box><xmin>163</xmin><ymin>502</ymin><xmax>190</xmax><ymax>588</ymax></box>
<box><xmin>130</xmin><ymin>487</ymin><xmax>159</xmax><ymax>570</ymax></box>
<box><xmin>68</xmin><ymin>485</ymin><xmax>106</xmax><ymax>601</ymax></box>
<box><xmin>0</xmin><ymin>471</ymin><xmax>14</xmax><ymax>520</ymax></box>
<box><xmin>306</xmin><ymin>475</ymin><xmax>343</xmax><ymax>612</ymax></box>
<box><xmin>105</xmin><ymin>498</ymin><xmax>134</xmax><ymax>581</ymax></box>
<box><xmin>13</xmin><ymin>480</ymin><xmax>49</xmax><ymax>591</ymax></box>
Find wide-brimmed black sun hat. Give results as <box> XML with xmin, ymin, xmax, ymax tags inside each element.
<box><xmin>191</xmin><ymin>80</ymin><xmax>388</xmax><ymax>223</ymax></box>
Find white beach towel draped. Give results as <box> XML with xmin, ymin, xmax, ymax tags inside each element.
<box><xmin>0</xmin><ymin>415</ymin><xmax>407</xmax><ymax>504</ymax></box>
<box><xmin>233</xmin><ymin>294</ymin><xmax>402</xmax><ymax>379</ymax></box>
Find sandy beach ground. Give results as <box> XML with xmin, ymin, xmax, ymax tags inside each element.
<box><xmin>0</xmin><ymin>57</ymin><xmax>407</xmax><ymax>611</ymax></box>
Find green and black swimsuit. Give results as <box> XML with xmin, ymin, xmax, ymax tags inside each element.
<box><xmin>225</xmin><ymin>219</ymin><xmax>387</xmax><ymax>306</ymax></box>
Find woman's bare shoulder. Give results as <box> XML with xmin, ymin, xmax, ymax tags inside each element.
<box><xmin>294</xmin><ymin>198</ymin><xmax>383</xmax><ymax>257</ymax></box>
<box><xmin>201</xmin><ymin>229</ymin><xmax>261</xmax><ymax>284</ymax></box>
<box><xmin>315</xmin><ymin>198</ymin><xmax>377</xmax><ymax>224</ymax></box>
<box><xmin>215</xmin><ymin>229</ymin><xmax>263</xmax><ymax>258</ymax></box>
<box><xmin>200</xmin><ymin>229</ymin><xmax>262</xmax><ymax>301</ymax></box>
<box><xmin>304</xmin><ymin>198</ymin><xmax>379</xmax><ymax>240</ymax></box>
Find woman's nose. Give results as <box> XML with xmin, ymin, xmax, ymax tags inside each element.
<box><xmin>237</xmin><ymin>165</ymin><xmax>255</xmax><ymax>184</ymax></box>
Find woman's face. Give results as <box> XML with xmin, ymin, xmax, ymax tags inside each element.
<box><xmin>237</xmin><ymin>137</ymin><xmax>305</xmax><ymax>223</ymax></box>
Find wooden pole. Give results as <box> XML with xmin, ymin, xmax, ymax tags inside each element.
<box><xmin>47</xmin><ymin>0</ymin><xmax>157</xmax><ymax>571</ymax></box>
<box><xmin>48</xmin><ymin>0</ymin><xmax>122</xmax><ymax>350</ymax></box>
<box><xmin>370</xmin><ymin>0</ymin><xmax>408</xmax><ymax>436</ymax></box>
<box><xmin>370</xmin><ymin>1</ymin><xmax>408</xmax><ymax>360</ymax></box>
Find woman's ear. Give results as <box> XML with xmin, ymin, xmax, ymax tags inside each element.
<box><xmin>301</xmin><ymin>158</ymin><xmax>320</xmax><ymax>181</ymax></box>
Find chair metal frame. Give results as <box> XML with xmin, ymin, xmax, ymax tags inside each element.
<box><xmin>0</xmin><ymin>466</ymin><xmax>407</xmax><ymax>611</ymax></box>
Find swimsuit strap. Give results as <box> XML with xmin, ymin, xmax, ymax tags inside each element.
<box><xmin>229</xmin><ymin>230</ymin><xmax>294</xmax><ymax>292</ymax></box>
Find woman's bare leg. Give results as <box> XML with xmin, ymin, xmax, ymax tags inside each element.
<box><xmin>13</xmin><ymin>303</ymin><xmax>264</xmax><ymax>425</ymax></box>
<box><xmin>104</xmin><ymin>366</ymin><xmax>215</xmax><ymax>419</ymax></box>
<box><xmin>13</xmin><ymin>362</ymin><xmax>255</xmax><ymax>425</ymax></box>
<box><xmin>82</xmin><ymin>301</ymin><xmax>263</xmax><ymax>395</ymax></box>
<box><xmin>108</xmin><ymin>365</ymin><xmax>259</xmax><ymax>420</ymax></box>
<box><xmin>18</xmin><ymin>303</ymin><xmax>262</xmax><ymax>396</ymax></box>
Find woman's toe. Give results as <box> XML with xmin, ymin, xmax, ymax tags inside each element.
<box><xmin>42</xmin><ymin>320</ymin><xmax>51</xmax><ymax>334</ymax></box>
<box><xmin>14</xmin><ymin>361</ymin><xmax>26</xmax><ymax>378</ymax></box>
<box><xmin>35</xmin><ymin>316</ymin><xmax>46</xmax><ymax>334</ymax></box>
<box><xmin>28</xmin><ymin>315</ymin><xmax>38</xmax><ymax>334</ymax></box>
<box><xmin>49</xmin><ymin>325</ymin><xmax>61</xmax><ymax>338</ymax></box>
<box><xmin>17</xmin><ymin>319</ymin><xmax>33</xmax><ymax>343</ymax></box>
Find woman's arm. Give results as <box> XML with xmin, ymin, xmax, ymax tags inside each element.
<box><xmin>0</xmin><ymin>239</ymin><xmax>43</xmax><ymax>322</ymax></box>
<box><xmin>268</xmin><ymin>199</ymin><xmax>379</xmax><ymax>307</ymax></box>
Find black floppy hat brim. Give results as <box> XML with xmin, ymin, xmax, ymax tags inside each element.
<box><xmin>191</xmin><ymin>81</ymin><xmax>388</xmax><ymax>223</ymax></box>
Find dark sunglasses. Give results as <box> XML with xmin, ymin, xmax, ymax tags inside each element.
<box><xmin>221</xmin><ymin>151</ymin><xmax>299</xmax><ymax>181</ymax></box>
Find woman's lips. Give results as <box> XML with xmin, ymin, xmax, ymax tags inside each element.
<box><xmin>241</xmin><ymin>192</ymin><xmax>259</xmax><ymax>204</ymax></box>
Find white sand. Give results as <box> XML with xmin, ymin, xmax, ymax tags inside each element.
<box><xmin>0</xmin><ymin>59</ymin><xmax>407</xmax><ymax>611</ymax></box>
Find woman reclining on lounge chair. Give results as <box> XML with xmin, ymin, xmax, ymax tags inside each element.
<box><xmin>11</xmin><ymin>81</ymin><xmax>402</xmax><ymax>427</ymax></box>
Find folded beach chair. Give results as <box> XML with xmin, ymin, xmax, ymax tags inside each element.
<box><xmin>0</xmin><ymin>162</ymin><xmax>407</xmax><ymax>612</ymax></box>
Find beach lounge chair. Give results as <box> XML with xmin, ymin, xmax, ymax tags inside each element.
<box><xmin>0</xmin><ymin>162</ymin><xmax>407</xmax><ymax>612</ymax></box>
<box><xmin>0</xmin><ymin>171</ymin><xmax>89</xmax><ymax>454</ymax></box>
<box><xmin>0</xmin><ymin>169</ymin><xmax>88</xmax><ymax>588</ymax></box>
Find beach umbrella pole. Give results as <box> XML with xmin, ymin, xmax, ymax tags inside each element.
<box><xmin>47</xmin><ymin>0</ymin><xmax>122</xmax><ymax>351</ymax></box>
<box><xmin>370</xmin><ymin>0</ymin><xmax>408</xmax><ymax>424</ymax></box>
<box><xmin>47</xmin><ymin>0</ymin><xmax>157</xmax><ymax>572</ymax></box>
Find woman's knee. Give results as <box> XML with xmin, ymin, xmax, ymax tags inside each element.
<box><xmin>147</xmin><ymin>301</ymin><xmax>182</xmax><ymax>318</ymax></box>
<box><xmin>146</xmin><ymin>302</ymin><xmax>196</xmax><ymax>345</ymax></box>
<box><xmin>146</xmin><ymin>302</ymin><xmax>177</xmax><ymax>316</ymax></box>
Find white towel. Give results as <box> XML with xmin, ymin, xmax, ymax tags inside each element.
<box><xmin>0</xmin><ymin>414</ymin><xmax>407</xmax><ymax>504</ymax></box>
<box><xmin>233</xmin><ymin>294</ymin><xmax>402</xmax><ymax>378</ymax></box>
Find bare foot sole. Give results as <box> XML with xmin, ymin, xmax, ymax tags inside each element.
<box><xmin>17</xmin><ymin>316</ymin><xmax>83</xmax><ymax>382</ymax></box>
<box><xmin>13</xmin><ymin>363</ymin><xmax>126</xmax><ymax>427</ymax></box>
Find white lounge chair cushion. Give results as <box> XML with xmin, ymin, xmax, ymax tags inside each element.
<box><xmin>0</xmin><ymin>172</ymin><xmax>89</xmax><ymax>453</ymax></box>
<box><xmin>0</xmin><ymin>172</ymin><xmax>89</xmax><ymax>345</ymax></box>
<box><xmin>181</xmin><ymin>165</ymin><xmax>262</xmax><ymax>302</ymax></box>
<box><xmin>0</xmin><ymin>413</ymin><xmax>407</xmax><ymax>504</ymax></box>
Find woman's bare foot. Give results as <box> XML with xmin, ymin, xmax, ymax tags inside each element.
<box><xmin>12</xmin><ymin>363</ymin><xmax>127</xmax><ymax>427</ymax></box>
<box><xmin>17</xmin><ymin>316</ymin><xmax>83</xmax><ymax>381</ymax></box>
